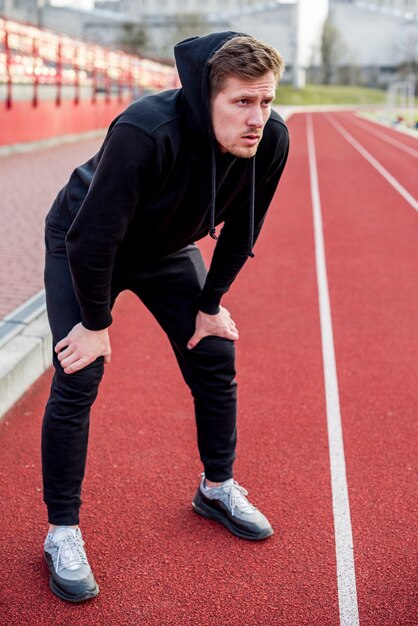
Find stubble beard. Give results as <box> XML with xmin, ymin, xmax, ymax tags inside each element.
<box><xmin>228</xmin><ymin>143</ymin><xmax>260</xmax><ymax>159</ymax></box>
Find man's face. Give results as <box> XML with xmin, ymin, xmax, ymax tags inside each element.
<box><xmin>211</xmin><ymin>71</ymin><xmax>276</xmax><ymax>158</ymax></box>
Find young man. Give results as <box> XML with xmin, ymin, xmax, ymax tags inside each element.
<box><xmin>42</xmin><ymin>32</ymin><xmax>289</xmax><ymax>602</ymax></box>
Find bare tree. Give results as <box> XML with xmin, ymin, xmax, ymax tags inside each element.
<box><xmin>120</xmin><ymin>22</ymin><xmax>149</xmax><ymax>56</ymax></box>
<box><xmin>172</xmin><ymin>13</ymin><xmax>209</xmax><ymax>45</ymax></box>
<box><xmin>396</xmin><ymin>21</ymin><xmax>418</xmax><ymax>78</ymax></box>
<box><xmin>320</xmin><ymin>16</ymin><xmax>347</xmax><ymax>84</ymax></box>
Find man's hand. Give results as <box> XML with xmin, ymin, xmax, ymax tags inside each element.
<box><xmin>55</xmin><ymin>322</ymin><xmax>111</xmax><ymax>374</ymax></box>
<box><xmin>187</xmin><ymin>306</ymin><xmax>239</xmax><ymax>350</ymax></box>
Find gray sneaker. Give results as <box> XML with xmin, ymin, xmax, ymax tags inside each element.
<box><xmin>44</xmin><ymin>526</ymin><xmax>99</xmax><ymax>602</ymax></box>
<box><xmin>192</xmin><ymin>474</ymin><xmax>274</xmax><ymax>541</ymax></box>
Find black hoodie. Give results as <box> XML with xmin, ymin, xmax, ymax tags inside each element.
<box><xmin>46</xmin><ymin>32</ymin><xmax>289</xmax><ymax>331</ymax></box>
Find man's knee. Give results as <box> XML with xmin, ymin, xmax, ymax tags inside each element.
<box><xmin>188</xmin><ymin>336</ymin><xmax>237</xmax><ymax>386</ymax></box>
<box><xmin>51</xmin><ymin>357</ymin><xmax>105</xmax><ymax>401</ymax></box>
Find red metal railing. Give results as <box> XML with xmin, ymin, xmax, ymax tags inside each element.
<box><xmin>0</xmin><ymin>15</ymin><xmax>179</xmax><ymax>108</ymax></box>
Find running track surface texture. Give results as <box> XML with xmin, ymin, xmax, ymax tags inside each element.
<box><xmin>0</xmin><ymin>111</ymin><xmax>416</xmax><ymax>626</ymax></box>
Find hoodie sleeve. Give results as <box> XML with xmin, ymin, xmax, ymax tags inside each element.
<box><xmin>65</xmin><ymin>123</ymin><xmax>159</xmax><ymax>331</ymax></box>
<box><xmin>197</xmin><ymin>126</ymin><xmax>289</xmax><ymax>314</ymax></box>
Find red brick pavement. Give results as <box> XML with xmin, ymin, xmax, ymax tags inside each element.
<box><xmin>0</xmin><ymin>137</ymin><xmax>104</xmax><ymax>318</ymax></box>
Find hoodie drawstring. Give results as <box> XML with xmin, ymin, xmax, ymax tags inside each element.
<box><xmin>209</xmin><ymin>147</ymin><xmax>218</xmax><ymax>240</ymax></box>
<box><xmin>208</xmin><ymin>147</ymin><xmax>255</xmax><ymax>259</ymax></box>
<box><xmin>248</xmin><ymin>157</ymin><xmax>255</xmax><ymax>258</ymax></box>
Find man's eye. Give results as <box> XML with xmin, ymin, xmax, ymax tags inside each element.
<box><xmin>238</xmin><ymin>99</ymin><xmax>249</xmax><ymax>105</ymax></box>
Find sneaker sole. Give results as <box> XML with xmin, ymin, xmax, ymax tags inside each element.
<box><xmin>49</xmin><ymin>577</ymin><xmax>99</xmax><ymax>603</ymax></box>
<box><xmin>44</xmin><ymin>553</ymin><xmax>99</xmax><ymax>603</ymax></box>
<box><xmin>192</xmin><ymin>499</ymin><xmax>274</xmax><ymax>541</ymax></box>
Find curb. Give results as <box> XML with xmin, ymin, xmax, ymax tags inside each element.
<box><xmin>0</xmin><ymin>129</ymin><xmax>106</xmax><ymax>158</ymax></box>
<box><xmin>274</xmin><ymin>104</ymin><xmax>386</xmax><ymax>120</ymax></box>
<box><xmin>0</xmin><ymin>292</ymin><xmax>51</xmax><ymax>419</ymax></box>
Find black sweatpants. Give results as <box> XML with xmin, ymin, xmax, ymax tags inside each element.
<box><xmin>42</xmin><ymin>222</ymin><xmax>237</xmax><ymax>525</ymax></box>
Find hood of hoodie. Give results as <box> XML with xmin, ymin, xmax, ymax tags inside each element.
<box><xmin>175</xmin><ymin>31</ymin><xmax>258</xmax><ymax>252</ymax></box>
<box><xmin>174</xmin><ymin>31</ymin><xmax>246</xmax><ymax>144</ymax></box>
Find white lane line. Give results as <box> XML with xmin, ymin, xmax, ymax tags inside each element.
<box><xmin>325</xmin><ymin>114</ymin><xmax>418</xmax><ymax>213</ymax></box>
<box><xmin>306</xmin><ymin>114</ymin><xmax>360</xmax><ymax>626</ymax></box>
<box><xmin>349</xmin><ymin>115</ymin><xmax>418</xmax><ymax>159</ymax></box>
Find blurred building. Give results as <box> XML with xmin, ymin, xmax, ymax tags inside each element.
<box><xmin>93</xmin><ymin>0</ymin><xmax>418</xmax><ymax>86</ymax></box>
<box><xmin>328</xmin><ymin>0</ymin><xmax>417</xmax><ymax>85</ymax></box>
<box><xmin>91</xmin><ymin>1</ymin><xmax>329</xmax><ymax>85</ymax></box>
<box><xmin>0</xmin><ymin>0</ymin><xmax>416</xmax><ymax>86</ymax></box>
<box><xmin>0</xmin><ymin>0</ymin><xmax>39</xmax><ymax>23</ymax></box>
<box><xmin>0</xmin><ymin>0</ymin><xmax>129</xmax><ymax>45</ymax></box>
<box><xmin>332</xmin><ymin>0</ymin><xmax>417</xmax><ymax>12</ymax></box>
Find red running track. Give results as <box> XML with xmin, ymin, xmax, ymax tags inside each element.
<box><xmin>327</xmin><ymin>111</ymin><xmax>417</xmax><ymax>200</ymax></box>
<box><xmin>343</xmin><ymin>113</ymin><xmax>418</xmax><ymax>152</ymax></box>
<box><xmin>0</xmin><ymin>112</ymin><xmax>416</xmax><ymax>626</ymax></box>
<box><xmin>312</xmin><ymin>111</ymin><xmax>417</xmax><ymax>626</ymax></box>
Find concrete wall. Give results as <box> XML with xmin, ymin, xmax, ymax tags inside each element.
<box><xmin>0</xmin><ymin>97</ymin><xmax>131</xmax><ymax>146</ymax></box>
<box><xmin>41</xmin><ymin>5</ymin><xmax>127</xmax><ymax>45</ymax></box>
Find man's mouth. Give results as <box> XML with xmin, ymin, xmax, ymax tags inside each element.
<box><xmin>241</xmin><ymin>134</ymin><xmax>261</xmax><ymax>146</ymax></box>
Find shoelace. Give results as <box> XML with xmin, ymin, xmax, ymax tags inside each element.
<box><xmin>225</xmin><ymin>481</ymin><xmax>257</xmax><ymax>516</ymax></box>
<box><xmin>55</xmin><ymin>532</ymin><xmax>88</xmax><ymax>573</ymax></box>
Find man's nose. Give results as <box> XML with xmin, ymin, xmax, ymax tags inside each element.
<box><xmin>247</xmin><ymin>106</ymin><xmax>264</xmax><ymax>128</ymax></box>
